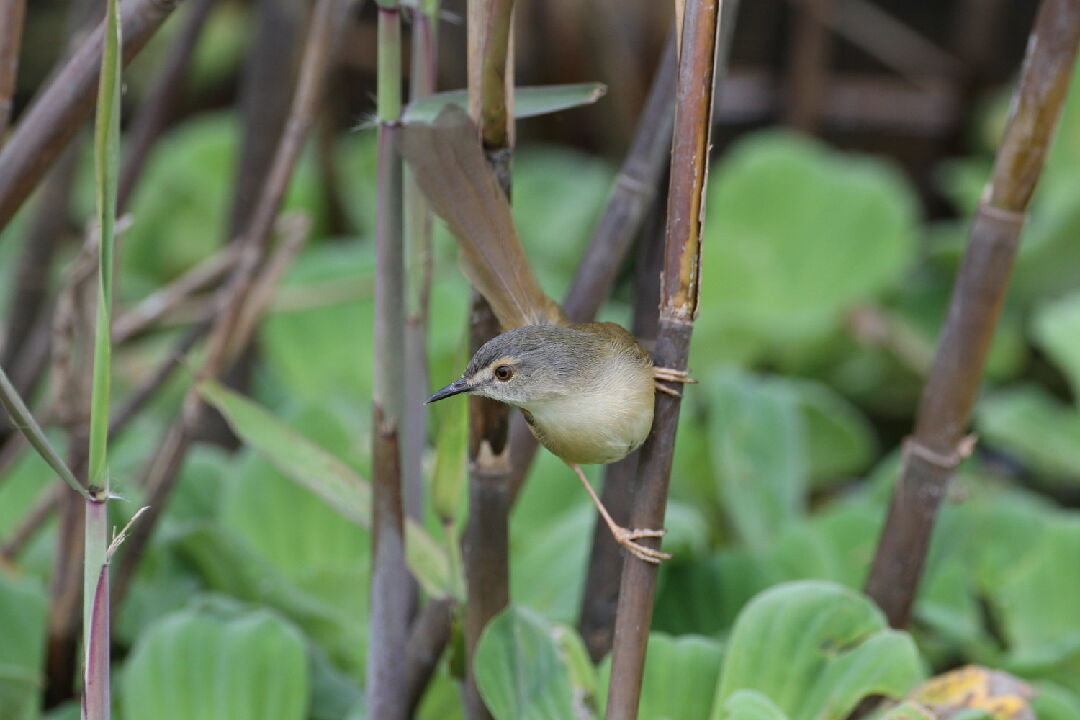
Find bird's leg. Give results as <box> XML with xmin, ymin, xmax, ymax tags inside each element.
<box><xmin>653</xmin><ymin>366</ymin><xmax>696</xmax><ymax>397</ymax></box>
<box><xmin>568</xmin><ymin>462</ymin><xmax>672</xmax><ymax>564</ymax></box>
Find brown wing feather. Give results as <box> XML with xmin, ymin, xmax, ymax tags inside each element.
<box><xmin>397</xmin><ymin>105</ymin><xmax>563</xmax><ymax>330</ymax></box>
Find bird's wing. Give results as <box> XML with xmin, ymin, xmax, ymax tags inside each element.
<box><xmin>397</xmin><ymin>104</ymin><xmax>564</xmax><ymax>330</ymax></box>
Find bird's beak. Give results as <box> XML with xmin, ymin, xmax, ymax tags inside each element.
<box><xmin>426</xmin><ymin>378</ymin><xmax>472</xmax><ymax>404</ymax></box>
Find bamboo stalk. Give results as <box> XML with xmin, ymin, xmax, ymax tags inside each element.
<box><xmin>111</xmin><ymin>0</ymin><xmax>340</xmax><ymax>609</ymax></box>
<box><xmin>578</xmin><ymin>184</ymin><xmax>668</xmax><ymax>662</ymax></box>
<box><xmin>367</xmin><ymin>2</ymin><xmax>411</xmax><ymax>719</ymax></box>
<box><xmin>604</xmin><ymin>1</ymin><xmax>724</xmax><ymax>717</ymax></box>
<box><xmin>0</xmin><ymin>0</ymin><xmax>26</xmax><ymax>139</ymax></box>
<box><xmin>400</xmin><ymin>0</ymin><xmax>440</xmax><ymax>619</ymax></box>
<box><xmin>82</xmin><ymin>0</ymin><xmax>122</xmax><ymax>711</ymax></box>
<box><xmin>462</xmin><ymin>2</ymin><xmax>515</xmax><ymax>718</ymax></box>
<box><xmin>864</xmin><ymin>0</ymin><xmax>1080</xmax><ymax>629</ymax></box>
<box><xmin>0</xmin><ymin>0</ymin><xmax>185</xmax><ymax>235</ymax></box>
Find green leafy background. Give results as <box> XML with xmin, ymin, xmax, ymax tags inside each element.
<box><xmin>4</xmin><ymin>25</ymin><xmax>1080</xmax><ymax>720</ymax></box>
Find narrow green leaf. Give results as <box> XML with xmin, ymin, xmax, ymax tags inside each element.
<box><xmin>198</xmin><ymin>380</ymin><xmax>458</xmax><ymax>598</ymax></box>
<box><xmin>1032</xmin><ymin>291</ymin><xmax>1080</xmax><ymax>402</ymax></box>
<box><xmin>0</xmin><ymin>365</ymin><xmax>87</xmax><ymax>499</ymax></box>
<box><xmin>713</xmin><ymin>690</ymin><xmax>790</xmax><ymax>720</ymax></box>
<box><xmin>402</xmin><ymin>83</ymin><xmax>607</xmax><ymax>124</ymax></box>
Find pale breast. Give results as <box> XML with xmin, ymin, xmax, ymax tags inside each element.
<box><xmin>521</xmin><ymin>363</ymin><xmax>655</xmax><ymax>465</ymax></box>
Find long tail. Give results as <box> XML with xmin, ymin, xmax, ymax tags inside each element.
<box><xmin>396</xmin><ymin>104</ymin><xmax>563</xmax><ymax>330</ymax></box>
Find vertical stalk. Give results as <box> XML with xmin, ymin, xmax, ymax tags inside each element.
<box><xmin>367</xmin><ymin>3</ymin><xmax>410</xmax><ymax>719</ymax></box>
<box><xmin>0</xmin><ymin>0</ymin><xmax>26</xmax><ymax>140</ymax></box>
<box><xmin>401</xmin><ymin>0</ymin><xmax>439</xmax><ymax>566</ymax></box>
<box><xmin>462</xmin><ymin>2</ymin><xmax>514</xmax><ymax>719</ymax></box>
<box><xmin>83</xmin><ymin>0</ymin><xmax>122</xmax><ymax>713</ymax></box>
<box><xmin>604</xmin><ymin>0</ymin><xmax>724</xmax><ymax>717</ymax></box>
<box><xmin>864</xmin><ymin>0</ymin><xmax>1080</xmax><ymax>629</ymax></box>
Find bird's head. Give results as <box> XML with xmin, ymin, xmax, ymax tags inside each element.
<box><xmin>426</xmin><ymin>325</ymin><xmax>598</xmax><ymax>407</ymax></box>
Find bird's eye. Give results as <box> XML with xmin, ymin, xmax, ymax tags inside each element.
<box><xmin>494</xmin><ymin>365</ymin><xmax>514</xmax><ymax>381</ymax></box>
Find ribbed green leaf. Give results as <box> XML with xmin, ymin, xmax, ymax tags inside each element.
<box><xmin>121</xmin><ymin>608</ymin><xmax>309</xmax><ymax>720</ymax></box>
<box><xmin>711</xmin><ymin>581</ymin><xmax>925</xmax><ymax>720</ymax></box>
<box><xmin>473</xmin><ymin>606</ymin><xmax>579</xmax><ymax>720</ymax></box>
<box><xmin>403</xmin><ymin>83</ymin><xmax>606</xmax><ymax>124</ymax></box>
<box><xmin>199</xmin><ymin>380</ymin><xmax>457</xmax><ymax>598</ymax></box>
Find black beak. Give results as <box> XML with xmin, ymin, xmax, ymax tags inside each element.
<box><xmin>426</xmin><ymin>378</ymin><xmax>472</xmax><ymax>404</ymax></box>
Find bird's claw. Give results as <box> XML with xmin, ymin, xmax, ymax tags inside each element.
<box><xmin>613</xmin><ymin>526</ymin><xmax>671</xmax><ymax>564</ymax></box>
<box><xmin>653</xmin><ymin>367</ymin><xmax>696</xmax><ymax>397</ymax></box>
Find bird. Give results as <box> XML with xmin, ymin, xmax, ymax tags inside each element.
<box><xmin>398</xmin><ymin>105</ymin><xmax>692</xmax><ymax>564</ymax></box>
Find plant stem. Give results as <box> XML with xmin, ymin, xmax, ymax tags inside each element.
<box><xmin>368</xmin><ymin>3</ymin><xmax>410</xmax><ymax>719</ymax></box>
<box><xmin>0</xmin><ymin>0</ymin><xmax>184</xmax><ymax>236</ymax></box>
<box><xmin>864</xmin><ymin>0</ymin><xmax>1080</xmax><ymax>629</ymax></box>
<box><xmin>0</xmin><ymin>0</ymin><xmax>26</xmax><ymax>139</ymax></box>
<box><xmin>604</xmin><ymin>1</ymin><xmax>726</xmax><ymax>717</ymax></box>
<box><xmin>462</xmin><ymin>2</ymin><xmax>515</xmax><ymax>718</ymax></box>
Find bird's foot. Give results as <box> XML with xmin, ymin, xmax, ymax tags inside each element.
<box><xmin>653</xmin><ymin>366</ymin><xmax>696</xmax><ymax>397</ymax></box>
<box><xmin>612</xmin><ymin>526</ymin><xmax>672</xmax><ymax>564</ymax></box>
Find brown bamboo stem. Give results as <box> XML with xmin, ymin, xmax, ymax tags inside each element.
<box><xmin>462</xmin><ymin>2</ymin><xmax>515</xmax><ymax>718</ymax></box>
<box><xmin>604</xmin><ymin>0</ymin><xmax>723</xmax><ymax>716</ymax></box>
<box><xmin>864</xmin><ymin>0</ymin><xmax>1080</xmax><ymax>629</ymax></box>
<box><xmin>0</xmin><ymin>0</ymin><xmax>185</xmax><ymax>235</ymax></box>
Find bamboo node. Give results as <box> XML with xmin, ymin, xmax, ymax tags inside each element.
<box><xmin>614</xmin><ymin>171</ymin><xmax>652</xmax><ymax>199</ymax></box>
<box><xmin>976</xmin><ymin>202</ymin><xmax>1026</xmax><ymax>231</ymax></box>
<box><xmin>902</xmin><ymin>434</ymin><xmax>978</xmax><ymax>471</ymax></box>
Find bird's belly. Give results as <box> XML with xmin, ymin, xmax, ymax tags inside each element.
<box><xmin>522</xmin><ymin>389</ymin><xmax>654</xmax><ymax>465</ymax></box>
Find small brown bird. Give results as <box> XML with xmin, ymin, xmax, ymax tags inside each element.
<box><xmin>400</xmin><ymin>106</ymin><xmax>691</xmax><ymax>563</ymax></box>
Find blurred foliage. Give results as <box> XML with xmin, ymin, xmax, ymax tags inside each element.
<box><xmin>3</xmin><ymin>43</ymin><xmax>1080</xmax><ymax>720</ymax></box>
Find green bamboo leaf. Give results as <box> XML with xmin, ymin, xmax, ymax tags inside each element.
<box><xmin>710</xmin><ymin>580</ymin><xmax>925</xmax><ymax>720</ymax></box>
<box><xmin>597</xmin><ymin>634</ymin><xmax>725</xmax><ymax>720</ymax></box>
<box><xmin>198</xmin><ymin>380</ymin><xmax>458</xmax><ymax>598</ymax></box>
<box><xmin>121</xmin><ymin>607</ymin><xmax>309</xmax><ymax>720</ymax></box>
<box><xmin>402</xmin><ymin>83</ymin><xmax>607</xmax><ymax>124</ymax></box>
<box><xmin>473</xmin><ymin>606</ymin><xmax>580</xmax><ymax>720</ymax></box>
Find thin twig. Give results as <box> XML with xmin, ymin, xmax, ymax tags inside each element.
<box><xmin>111</xmin><ymin>244</ymin><xmax>238</xmax><ymax>344</ymax></box>
<box><xmin>111</xmin><ymin>0</ymin><xmax>341</xmax><ymax>608</ymax></box>
<box><xmin>864</xmin><ymin>0</ymin><xmax>1080</xmax><ymax>629</ymax></box>
<box><xmin>0</xmin><ymin>0</ymin><xmax>185</xmax><ymax>235</ymax></box>
<box><xmin>605</xmin><ymin>0</ymin><xmax>725</xmax><ymax>717</ymax></box>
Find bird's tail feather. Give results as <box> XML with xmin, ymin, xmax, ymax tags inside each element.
<box><xmin>396</xmin><ymin>104</ymin><xmax>563</xmax><ymax>330</ymax></box>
